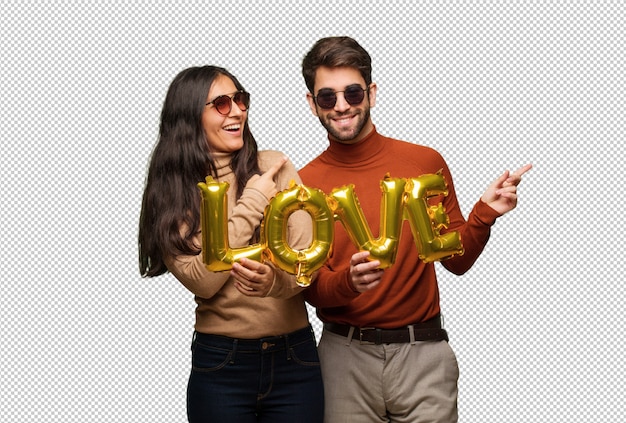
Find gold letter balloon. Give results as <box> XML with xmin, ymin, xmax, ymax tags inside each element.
<box><xmin>262</xmin><ymin>183</ymin><xmax>334</xmax><ymax>287</ymax></box>
<box><xmin>197</xmin><ymin>173</ymin><xmax>463</xmax><ymax>286</ymax></box>
<box><xmin>197</xmin><ymin>177</ymin><xmax>265</xmax><ymax>271</ymax></box>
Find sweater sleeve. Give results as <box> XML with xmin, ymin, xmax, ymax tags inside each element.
<box><xmin>303</xmin><ymin>255</ymin><xmax>361</xmax><ymax>308</ymax></box>
<box><xmin>164</xmin><ymin>250</ymin><xmax>230</xmax><ymax>298</ymax></box>
<box><xmin>440</xmin><ymin>199</ymin><xmax>500</xmax><ymax>274</ymax></box>
<box><xmin>435</xmin><ymin>163</ymin><xmax>501</xmax><ymax>275</ymax></box>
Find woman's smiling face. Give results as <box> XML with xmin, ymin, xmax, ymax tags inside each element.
<box><xmin>202</xmin><ymin>74</ymin><xmax>247</xmax><ymax>153</ymax></box>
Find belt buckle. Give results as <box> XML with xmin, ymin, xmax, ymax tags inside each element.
<box><xmin>359</xmin><ymin>327</ymin><xmax>378</xmax><ymax>345</ymax></box>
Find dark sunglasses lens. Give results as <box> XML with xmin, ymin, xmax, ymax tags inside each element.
<box><xmin>213</xmin><ymin>95</ymin><xmax>232</xmax><ymax>115</ymax></box>
<box><xmin>344</xmin><ymin>87</ymin><xmax>365</xmax><ymax>105</ymax></box>
<box><xmin>316</xmin><ymin>91</ymin><xmax>337</xmax><ymax>109</ymax></box>
<box><xmin>233</xmin><ymin>92</ymin><xmax>250</xmax><ymax>111</ymax></box>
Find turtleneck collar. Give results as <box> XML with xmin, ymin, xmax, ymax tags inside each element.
<box><xmin>212</xmin><ymin>151</ymin><xmax>234</xmax><ymax>180</ymax></box>
<box><xmin>324</xmin><ymin>126</ymin><xmax>385</xmax><ymax>166</ymax></box>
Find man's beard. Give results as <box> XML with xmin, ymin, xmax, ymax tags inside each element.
<box><xmin>319</xmin><ymin>107</ymin><xmax>370</xmax><ymax>143</ymax></box>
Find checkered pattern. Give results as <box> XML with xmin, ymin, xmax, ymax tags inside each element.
<box><xmin>1</xmin><ymin>1</ymin><xmax>624</xmax><ymax>421</ymax></box>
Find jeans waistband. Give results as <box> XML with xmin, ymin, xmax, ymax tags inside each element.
<box><xmin>193</xmin><ymin>325</ymin><xmax>315</xmax><ymax>353</ymax></box>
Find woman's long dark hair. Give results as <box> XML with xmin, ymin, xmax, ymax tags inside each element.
<box><xmin>139</xmin><ymin>66</ymin><xmax>261</xmax><ymax>277</ymax></box>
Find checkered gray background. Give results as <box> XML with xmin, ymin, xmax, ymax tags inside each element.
<box><xmin>1</xmin><ymin>1</ymin><xmax>624</xmax><ymax>421</ymax></box>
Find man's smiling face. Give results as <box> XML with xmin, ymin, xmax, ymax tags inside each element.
<box><xmin>307</xmin><ymin>66</ymin><xmax>376</xmax><ymax>144</ymax></box>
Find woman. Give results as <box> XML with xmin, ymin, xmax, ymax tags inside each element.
<box><xmin>138</xmin><ymin>66</ymin><xmax>323</xmax><ymax>422</ymax></box>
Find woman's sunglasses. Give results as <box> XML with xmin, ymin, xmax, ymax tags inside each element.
<box><xmin>313</xmin><ymin>85</ymin><xmax>368</xmax><ymax>110</ymax></box>
<box><xmin>206</xmin><ymin>91</ymin><xmax>250</xmax><ymax>115</ymax></box>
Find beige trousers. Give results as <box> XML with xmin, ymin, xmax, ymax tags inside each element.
<box><xmin>318</xmin><ymin>329</ymin><xmax>459</xmax><ymax>423</ymax></box>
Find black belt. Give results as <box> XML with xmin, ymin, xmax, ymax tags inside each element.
<box><xmin>324</xmin><ymin>315</ymin><xmax>448</xmax><ymax>344</ymax></box>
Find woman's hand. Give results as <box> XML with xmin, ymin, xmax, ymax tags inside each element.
<box><xmin>231</xmin><ymin>258</ymin><xmax>275</xmax><ymax>297</ymax></box>
<box><xmin>245</xmin><ymin>156</ymin><xmax>288</xmax><ymax>199</ymax></box>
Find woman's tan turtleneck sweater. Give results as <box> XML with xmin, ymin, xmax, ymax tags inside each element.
<box><xmin>164</xmin><ymin>151</ymin><xmax>312</xmax><ymax>338</ymax></box>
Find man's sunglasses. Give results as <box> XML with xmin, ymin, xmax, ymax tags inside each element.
<box><xmin>312</xmin><ymin>85</ymin><xmax>368</xmax><ymax>110</ymax></box>
<box><xmin>206</xmin><ymin>91</ymin><xmax>250</xmax><ymax>115</ymax></box>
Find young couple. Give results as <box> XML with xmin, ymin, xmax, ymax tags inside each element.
<box><xmin>139</xmin><ymin>36</ymin><xmax>531</xmax><ymax>423</ymax></box>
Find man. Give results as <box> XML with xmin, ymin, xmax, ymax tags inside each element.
<box><xmin>299</xmin><ymin>36</ymin><xmax>531</xmax><ymax>423</ymax></box>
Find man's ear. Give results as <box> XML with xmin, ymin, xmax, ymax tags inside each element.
<box><xmin>368</xmin><ymin>83</ymin><xmax>378</xmax><ymax>108</ymax></box>
<box><xmin>306</xmin><ymin>92</ymin><xmax>319</xmax><ymax>117</ymax></box>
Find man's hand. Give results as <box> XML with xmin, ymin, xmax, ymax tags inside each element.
<box><xmin>481</xmin><ymin>164</ymin><xmax>532</xmax><ymax>215</ymax></box>
<box><xmin>349</xmin><ymin>251</ymin><xmax>384</xmax><ymax>293</ymax></box>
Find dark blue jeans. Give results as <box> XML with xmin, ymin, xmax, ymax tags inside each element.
<box><xmin>187</xmin><ymin>325</ymin><xmax>324</xmax><ymax>422</ymax></box>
